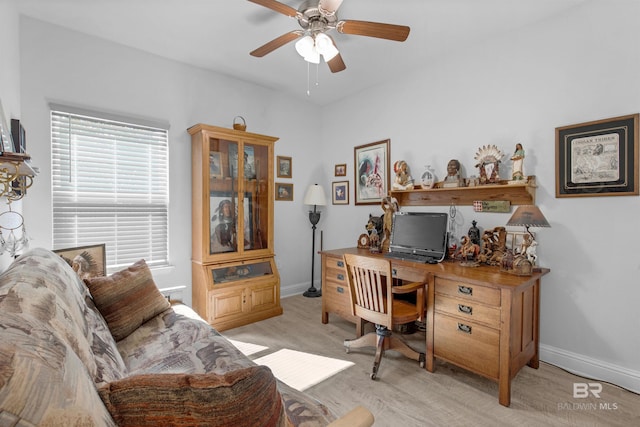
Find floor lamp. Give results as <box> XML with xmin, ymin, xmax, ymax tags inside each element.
<box><xmin>303</xmin><ymin>183</ymin><xmax>326</xmax><ymax>298</ymax></box>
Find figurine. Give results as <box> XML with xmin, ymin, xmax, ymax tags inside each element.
<box><xmin>380</xmin><ymin>196</ymin><xmax>399</xmax><ymax>253</ymax></box>
<box><xmin>474</xmin><ymin>145</ymin><xmax>504</xmax><ymax>184</ymax></box>
<box><xmin>442</xmin><ymin>159</ymin><xmax>464</xmax><ymax>188</ymax></box>
<box><xmin>511</xmin><ymin>143</ymin><xmax>525</xmax><ymax>181</ymax></box>
<box><xmin>457</xmin><ymin>235</ymin><xmax>480</xmax><ymax>263</ymax></box>
<box><xmin>365</xmin><ymin>214</ymin><xmax>383</xmax><ymax>252</ymax></box>
<box><xmin>392</xmin><ymin>160</ymin><xmax>414</xmax><ymax>190</ymax></box>
<box><xmin>468</xmin><ymin>220</ymin><xmax>480</xmax><ymax>245</ymax></box>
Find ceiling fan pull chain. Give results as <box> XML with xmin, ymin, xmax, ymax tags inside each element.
<box><xmin>306</xmin><ymin>61</ymin><xmax>311</xmax><ymax>96</ymax></box>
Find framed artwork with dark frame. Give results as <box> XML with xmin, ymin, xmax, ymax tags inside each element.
<box><xmin>275</xmin><ymin>182</ymin><xmax>293</xmax><ymax>201</ymax></box>
<box><xmin>332</xmin><ymin>181</ymin><xmax>349</xmax><ymax>205</ymax></box>
<box><xmin>210</xmin><ymin>191</ymin><xmax>253</xmax><ymax>253</ymax></box>
<box><xmin>277</xmin><ymin>155</ymin><xmax>292</xmax><ymax>178</ymax></box>
<box><xmin>53</xmin><ymin>243</ymin><xmax>106</xmax><ymax>279</ymax></box>
<box><xmin>0</xmin><ymin>99</ymin><xmax>14</xmax><ymax>154</ymax></box>
<box><xmin>354</xmin><ymin>139</ymin><xmax>390</xmax><ymax>205</ymax></box>
<box><xmin>556</xmin><ymin>113</ymin><xmax>639</xmax><ymax>197</ymax></box>
<box><xmin>334</xmin><ymin>163</ymin><xmax>347</xmax><ymax>176</ymax></box>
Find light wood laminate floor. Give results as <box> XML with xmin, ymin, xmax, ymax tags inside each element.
<box><xmin>223</xmin><ymin>295</ymin><xmax>639</xmax><ymax>427</ymax></box>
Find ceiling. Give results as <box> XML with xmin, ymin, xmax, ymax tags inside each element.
<box><xmin>16</xmin><ymin>0</ymin><xmax>585</xmax><ymax>106</ymax></box>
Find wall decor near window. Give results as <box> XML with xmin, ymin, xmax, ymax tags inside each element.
<box><xmin>354</xmin><ymin>139</ymin><xmax>390</xmax><ymax>205</ymax></box>
<box><xmin>334</xmin><ymin>163</ymin><xmax>346</xmax><ymax>176</ymax></box>
<box><xmin>0</xmin><ymin>99</ymin><xmax>14</xmax><ymax>154</ymax></box>
<box><xmin>53</xmin><ymin>244</ymin><xmax>106</xmax><ymax>279</ymax></box>
<box><xmin>332</xmin><ymin>181</ymin><xmax>349</xmax><ymax>205</ymax></box>
<box><xmin>556</xmin><ymin>113</ymin><xmax>638</xmax><ymax>197</ymax></box>
<box><xmin>276</xmin><ymin>156</ymin><xmax>292</xmax><ymax>178</ymax></box>
<box><xmin>275</xmin><ymin>182</ymin><xmax>293</xmax><ymax>201</ymax></box>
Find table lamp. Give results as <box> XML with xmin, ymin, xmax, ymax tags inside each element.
<box><xmin>303</xmin><ymin>183</ymin><xmax>326</xmax><ymax>297</ymax></box>
<box><xmin>506</xmin><ymin>205</ymin><xmax>550</xmax><ymax>269</ymax></box>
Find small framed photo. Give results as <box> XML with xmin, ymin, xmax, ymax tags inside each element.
<box><xmin>334</xmin><ymin>163</ymin><xmax>347</xmax><ymax>176</ymax></box>
<box><xmin>53</xmin><ymin>244</ymin><xmax>107</xmax><ymax>280</ymax></box>
<box><xmin>275</xmin><ymin>182</ymin><xmax>293</xmax><ymax>201</ymax></box>
<box><xmin>209</xmin><ymin>151</ymin><xmax>223</xmax><ymax>179</ymax></box>
<box><xmin>332</xmin><ymin>181</ymin><xmax>349</xmax><ymax>205</ymax></box>
<box><xmin>277</xmin><ymin>156</ymin><xmax>292</xmax><ymax>178</ymax></box>
<box><xmin>0</xmin><ymin>99</ymin><xmax>14</xmax><ymax>154</ymax></box>
<box><xmin>556</xmin><ymin>113</ymin><xmax>638</xmax><ymax>197</ymax></box>
<box><xmin>354</xmin><ymin>139</ymin><xmax>391</xmax><ymax>205</ymax></box>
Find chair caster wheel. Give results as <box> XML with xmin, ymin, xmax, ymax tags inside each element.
<box><xmin>419</xmin><ymin>353</ymin><xmax>425</xmax><ymax>368</ymax></box>
<box><xmin>370</xmin><ymin>373</ymin><xmax>376</xmax><ymax>380</ymax></box>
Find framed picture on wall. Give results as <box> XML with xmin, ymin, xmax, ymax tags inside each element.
<box><xmin>275</xmin><ymin>182</ymin><xmax>293</xmax><ymax>201</ymax></box>
<box><xmin>332</xmin><ymin>181</ymin><xmax>349</xmax><ymax>205</ymax></box>
<box><xmin>277</xmin><ymin>156</ymin><xmax>292</xmax><ymax>178</ymax></box>
<box><xmin>354</xmin><ymin>139</ymin><xmax>390</xmax><ymax>205</ymax></box>
<box><xmin>334</xmin><ymin>164</ymin><xmax>346</xmax><ymax>176</ymax></box>
<box><xmin>556</xmin><ymin>113</ymin><xmax>638</xmax><ymax>197</ymax></box>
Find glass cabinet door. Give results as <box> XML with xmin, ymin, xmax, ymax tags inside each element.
<box><xmin>243</xmin><ymin>142</ymin><xmax>269</xmax><ymax>253</ymax></box>
<box><xmin>209</xmin><ymin>137</ymin><xmax>239</xmax><ymax>255</ymax></box>
<box><xmin>207</xmin><ymin>138</ymin><xmax>270</xmax><ymax>256</ymax></box>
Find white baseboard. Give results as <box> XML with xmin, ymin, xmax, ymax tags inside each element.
<box><xmin>540</xmin><ymin>344</ymin><xmax>640</xmax><ymax>394</ymax></box>
<box><xmin>281</xmin><ymin>280</ymin><xmax>320</xmax><ymax>298</ymax></box>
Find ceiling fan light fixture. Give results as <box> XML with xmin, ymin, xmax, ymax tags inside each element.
<box><xmin>295</xmin><ymin>35</ymin><xmax>315</xmax><ymax>58</ymax></box>
<box><xmin>304</xmin><ymin>47</ymin><xmax>321</xmax><ymax>64</ymax></box>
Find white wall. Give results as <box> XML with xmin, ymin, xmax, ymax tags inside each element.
<box><xmin>16</xmin><ymin>1</ymin><xmax>640</xmax><ymax>393</ymax></box>
<box><xmin>0</xmin><ymin>0</ymin><xmax>22</xmax><ymax>270</ymax></box>
<box><xmin>319</xmin><ymin>1</ymin><xmax>640</xmax><ymax>392</ymax></box>
<box><xmin>19</xmin><ymin>17</ymin><xmax>323</xmax><ymax>305</ymax></box>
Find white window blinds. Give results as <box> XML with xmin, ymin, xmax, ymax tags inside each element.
<box><xmin>51</xmin><ymin>108</ymin><xmax>169</xmax><ymax>271</ymax></box>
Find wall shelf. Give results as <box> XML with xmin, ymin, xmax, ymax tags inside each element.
<box><xmin>390</xmin><ymin>176</ymin><xmax>536</xmax><ymax>207</ymax></box>
<box><xmin>0</xmin><ymin>152</ymin><xmax>37</xmax><ymax>201</ymax></box>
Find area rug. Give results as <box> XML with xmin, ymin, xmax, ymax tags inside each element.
<box><xmin>253</xmin><ymin>348</ymin><xmax>354</xmax><ymax>391</ymax></box>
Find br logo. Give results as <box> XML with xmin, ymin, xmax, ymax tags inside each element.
<box><xmin>573</xmin><ymin>382</ymin><xmax>602</xmax><ymax>398</ymax></box>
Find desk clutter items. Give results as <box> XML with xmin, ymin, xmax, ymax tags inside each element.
<box><xmin>357</xmin><ymin>196</ymin><xmax>399</xmax><ymax>253</ymax></box>
<box><xmin>451</xmin><ymin>223</ymin><xmax>534</xmax><ymax>275</ymax></box>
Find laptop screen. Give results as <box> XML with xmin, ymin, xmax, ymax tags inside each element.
<box><xmin>389</xmin><ymin>212</ymin><xmax>448</xmax><ymax>262</ymax></box>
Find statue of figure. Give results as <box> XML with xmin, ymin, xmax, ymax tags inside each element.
<box><xmin>511</xmin><ymin>143</ymin><xmax>525</xmax><ymax>181</ymax></box>
<box><xmin>443</xmin><ymin>159</ymin><xmax>463</xmax><ymax>187</ymax></box>
<box><xmin>392</xmin><ymin>160</ymin><xmax>414</xmax><ymax>190</ymax></box>
<box><xmin>468</xmin><ymin>220</ymin><xmax>480</xmax><ymax>245</ymax></box>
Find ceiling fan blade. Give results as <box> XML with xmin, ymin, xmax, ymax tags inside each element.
<box><xmin>325</xmin><ymin>35</ymin><xmax>345</xmax><ymax>73</ymax></box>
<box><xmin>250</xmin><ymin>31</ymin><xmax>302</xmax><ymax>57</ymax></box>
<box><xmin>337</xmin><ymin>20</ymin><xmax>410</xmax><ymax>42</ymax></box>
<box><xmin>327</xmin><ymin>53</ymin><xmax>346</xmax><ymax>73</ymax></box>
<box><xmin>319</xmin><ymin>0</ymin><xmax>344</xmax><ymax>15</ymax></box>
<box><xmin>247</xmin><ymin>0</ymin><xmax>299</xmax><ymax>18</ymax></box>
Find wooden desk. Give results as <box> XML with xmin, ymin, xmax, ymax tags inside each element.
<box><xmin>320</xmin><ymin>247</ymin><xmax>550</xmax><ymax>407</ymax></box>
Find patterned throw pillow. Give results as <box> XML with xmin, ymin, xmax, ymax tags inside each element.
<box><xmin>98</xmin><ymin>366</ymin><xmax>286</xmax><ymax>427</ymax></box>
<box><xmin>84</xmin><ymin>259</ymin><xmax>170</xmax><ymax>341</ymax></box>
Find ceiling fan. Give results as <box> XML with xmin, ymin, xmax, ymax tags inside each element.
<box><xmin>248</xmin><ymin>0</ymin><xmax>410</xmax><ymax>73</ymax></box>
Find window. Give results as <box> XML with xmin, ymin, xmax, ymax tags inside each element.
<box><xmin>51</xmin><ymin>107</ymin><xmax>169</xmax><ymax>271</ymax></box>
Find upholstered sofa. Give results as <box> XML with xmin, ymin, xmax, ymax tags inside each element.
<box><xmin>0</xmin><ymin>248</ymin><xmax>373</xmax><ymax>427</ymax></box>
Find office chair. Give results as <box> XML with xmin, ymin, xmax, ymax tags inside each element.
<box><xmin>342</xmin><ymin>254</ymin><xmax>427</xmax><ymax>380</ymax></box>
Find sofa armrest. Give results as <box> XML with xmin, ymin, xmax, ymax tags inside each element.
<box><xmin>327</xmin><ymin>405</ymin><xmax>374</xmax><ymax>427</ymax></box>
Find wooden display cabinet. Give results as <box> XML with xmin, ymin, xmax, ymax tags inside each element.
<box><xmin>188</xmin><ymin>124</ymin><xmax>282</xmax><ymax>331</ymax></box>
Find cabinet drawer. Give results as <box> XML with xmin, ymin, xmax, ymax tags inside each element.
<box><xmin>324</xmin><ymin>256</ymin><xmax>347</xmax><ymax>272</ymax></box>
<box><xmin>434</xmin><ymin>313</ymin><xmax>499</xmax><ymax>379</ymax></box>
<box><xmin>435</xmin><ymin>294</ymin><xmax>500</xmax><ymax>327</ymax></box>
<box><xmin>324</xmin><ymin>279</ymin><xmax>352</xmax><ymax>312</ymax></box>
<box><xmin>435</xmin><ymin>277</ymin><xmax>500</xmax><ymax>306</ymax></box>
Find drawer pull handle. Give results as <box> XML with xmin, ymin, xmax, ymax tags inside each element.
<box><xmin>458</xmin><ymin>285</ymin><xmax>473</xmax><ymax>296</ymax></box>
<box><xmin>337</xmin><ymin>274</ymin><xmax>344</xmax><ymax>281</ymax></box>
<box><xmin>337</xmin><ymin>286</ymin><xmax>344</xmax><ymax>294</ymax></box>
<box><xmin>458</xmin><ymin>304</ymin><xmax>473</xmax><ymax>315</ymax></box>
<box><xmin>337</xmin><ymin>260</ymin><xmax>344</xmax><ymax>267</ymax></box>
<box><xmin>457</xmin><ymin>323</ymin><xmax>472</xmax><ymax>334</ymax></box>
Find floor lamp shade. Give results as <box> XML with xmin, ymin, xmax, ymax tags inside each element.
<box><xmin>303</xmin><ymin>184</ymin><xmax>326</xmax><ymax>298</ymax></box>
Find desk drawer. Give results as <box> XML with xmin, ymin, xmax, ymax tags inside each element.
<box><xmin>435</xmin><ymin>277</ymin><xmax>500</xmax><ymax>306</ymax></box>
<box><xmin>435</xmin><ymin>294</ymin><xmax>500</xmax><ymax>327</ymax></box>
<box><xmin>323</xmin><ymin>278</ymin><xmax>354</xmax><ymax>319</ymax></box>
<box><xmin>434</xmin><ymin>312</ymin><xmax>499</xmax><ymax>379</ymax></box>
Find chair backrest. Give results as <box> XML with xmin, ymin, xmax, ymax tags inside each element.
<box><xmin>343</xmin><ymin>254</ymin><xmax>394</xmax><ymax>329</ymax></box>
